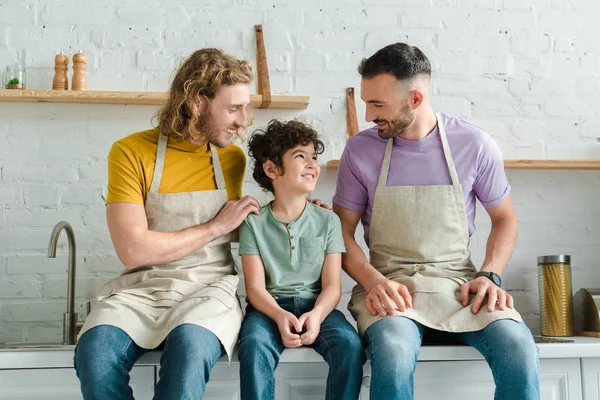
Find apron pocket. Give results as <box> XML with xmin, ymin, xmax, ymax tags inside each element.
<box><xmin>207</xmin><ymin>281</ymin><xmax>237</xmax><ymax>297</ymax></box>
<box><xmin>188</xmin><ymin>286</ymin><xmax>237</xmax><ymax>309</ymax></box>
<box><xmin>299</xmin><ymin>236</ymin><xmax>325</xmax><ymax>264</ymax></box>
<box><xmin>111</xmin><ymin>287</ymin><xmax>186</xmax><ymax>303</ymax></box>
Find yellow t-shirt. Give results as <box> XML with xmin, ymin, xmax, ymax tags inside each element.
<box><xmin>106</xmin><ymin>128</ymin><xmax>246</xmax><ymax>205</ymax></box>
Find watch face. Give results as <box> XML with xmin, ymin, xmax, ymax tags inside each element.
<box><xmin>492</xmin><ymin>274</ymin><xmax>501</xmax><ymax>287</ymax></box>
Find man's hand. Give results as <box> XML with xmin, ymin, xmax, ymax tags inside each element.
<box><xmin>460</xmin><ymin>276</ymin><xmax>514</xmax><ymax>314</ymax></box>
<box><xmin>275</xmin><ymin>310</ymin><xmax>303</xmax><ymax>348</ymax></box>
<box><xmin>307</xmin><ymin>197</ymin><xmax>331</xmax><ymax>210</ymax></box>
<box><xmin>298</xmin><ymin>310</ymin><xmax>322</xmax><ymax>346</ymax></box>
<box><xmin>210</xmin><ymin>196</ymin><xmax>260</xmax><ymax>237</ymax></box>
<box><xmin>366</xmin><ymin>280</ymin><xmax>413</xmax><ymax>317</ymax></box>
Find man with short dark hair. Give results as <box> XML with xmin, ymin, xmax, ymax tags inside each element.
<box><xmin>333</xmin><ymin>43</ymin><xmax>540</xmax><ymax>400</ymax></box>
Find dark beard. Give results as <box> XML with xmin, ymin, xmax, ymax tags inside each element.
<box><xmin>375</xmin><ymin>103</ymin><xmax>415</xmax><ymax>139</ymax></box>
<box><xmin>377</xmin><ymin>118</ymin><xmax>413</xmax><ymax>139</ymax></box>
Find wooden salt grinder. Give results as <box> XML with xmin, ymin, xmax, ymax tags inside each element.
<box><xmin>71</xmin><ymin>51</ymin><xmax>87</xmax><ymax>91</ymax></box>
<box><xmin>52</xmin><ymin>53</ymin><xmax>69</xmax><ymax>90</ymax></box>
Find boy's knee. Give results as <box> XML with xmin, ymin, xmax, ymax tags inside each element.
<box><xmin>239</xmin><ymin>331</ymin><xmax>277</xmax><ymax>353</ymax></box>
<box><xmin>338</xmin><ymin>329</ymin><xmax>364</xmax><ymax>358</ymax></box>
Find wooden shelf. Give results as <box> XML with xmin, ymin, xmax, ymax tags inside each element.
<box><xmin>0</xmin><ymin>89</ymin><xmax>309</xmax><ymax>109</ymax></box>
<box><xmin>326</xmin><ymin>159</ymin><xmax>600</xmax><ymax>170</ymax></box>
<box><xmin>502</xmin><ymin>160</ymin><xmax>600</xmax><ymax>170</ymax></box>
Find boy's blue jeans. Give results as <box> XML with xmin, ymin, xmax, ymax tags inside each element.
<box><xmin>238</xmin><ymin>296</ymin><xmax>365</xmax><ymax>400</ymax></box>
<box><xmin>364</xmin><ymin>316</ymin><xmax>540</xmax><ymax>400</ymax></box>
<box><xmin>74</xmin><ymin>323</ymin><xmax>224</xmax><ymax>400</ymax></box>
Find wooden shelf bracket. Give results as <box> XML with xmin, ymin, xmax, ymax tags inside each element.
<box><xmin>346</xmin><ymin>87</ymin><xmax>359</xmax><ymax>138</ymax></box>
<box><xmin>254</xmin><ymin>24</ymin><xmax>272</xmax><ymax>109</ymax></box>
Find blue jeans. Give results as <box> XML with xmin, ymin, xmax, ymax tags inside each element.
<box><xmin>364</xmin><ymin>317</ymin><xmax>540</xmax><ymax>400</ymax></box>
<box><xmin>238</xmin><ymin>297</ymin><xmax>365</xmax><ymax>400</ymax></box>
<box><xmin>74</xmin><ymin>324</ymin><xmax>225</xmax><ymax>400</ymax></box>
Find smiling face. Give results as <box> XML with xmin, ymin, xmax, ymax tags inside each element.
<box><xmin>270</xmin><ymin>143</ymin><xmax>321</xmax><ymax>195</ymax></box>
<box><xmin>248</xmin><ymin>119</ymin><xmax>324</xmax><ymax>194</ymax></box>
<box><xmin>156</xmin><ymin>48</ymin><xmax>254</xmax><ymax>144</ymax></box>
<box><xmin>360</xmin><ymin>73</ymin><xmax>418</xmax><ymax>139</ymax></box>
<box><xmin>195</xmin><ymin>83</ymin><xmax>250</xmax><ymax>148</ymax></box>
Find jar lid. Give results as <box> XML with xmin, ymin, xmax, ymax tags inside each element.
<box><xmin>537</xmin><ymin>255</ymin><xmax>571</xmax><ymax>264</ymax></box>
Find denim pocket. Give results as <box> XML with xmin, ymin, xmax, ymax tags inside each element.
<box><xmin>299</xmin><ymin>236</ymin><xmax>325</xmax><ymax>264</ymax></box>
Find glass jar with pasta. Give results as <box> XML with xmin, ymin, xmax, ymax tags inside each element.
<box><xmin>538</xmin><ymin>255</ymin><xmax>574</xmax><ymax>337</ymax></box>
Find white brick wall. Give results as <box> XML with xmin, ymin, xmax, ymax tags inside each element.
<box><xmin>1</xmin><ymin>0</ymin><xmax>599</xmax><ymax>341</ymax></box>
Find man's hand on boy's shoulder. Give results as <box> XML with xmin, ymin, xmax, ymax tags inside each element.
<box><xmin>210</xmin><ymin>195</ymin><xmax>260</xmax><ymax>237</ymax></box>
<box><xmin>307</xmin><ymin>197</ymin><xmax>332</xmax><ymax>210</ymax></box>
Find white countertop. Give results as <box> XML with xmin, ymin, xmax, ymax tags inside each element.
<box><xmin>1</xmin><ymin>336</ymin><xmax>599</xmax><ymax>370</ymax></box>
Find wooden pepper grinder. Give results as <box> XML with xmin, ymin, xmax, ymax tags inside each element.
<box><xmin>52</xmin><ymin>53</ymin><xmax>69</xmax><ymax>90</ymax></box>
<box><xmin>71</xmin><ymin>51</ymin><xmax>87</xmax><ymax>91</ymax></box>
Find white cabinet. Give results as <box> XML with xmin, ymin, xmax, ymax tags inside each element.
<box><xmin>415</xmin><ymin>361</ymin><xmax>494</xmax><ymax>399</ymax></box>
<box><xmin>275</xmin><ymin>363</ymin><xmax>330</xmax><ymax>400</ymax></box>
<box><xmin>0</xmin><ymin>366</ymin><xmax>155</xmax><ymax>400</ymax></box>
<box><xmin>202</xmin><ymin>363</ymin><xmax>241</xmax><ymax>400</ymax></box>
<box><xmin>359</xmin><ymin>359</ymin><xmax>582</xmax><ymax>400</ymax></box>
<box><xmin>0</xmin><ymin>352</ymin><xmax>591</xmax><ymax>400</ymax></box>
<box><xmin>197</xmin><ymin>362</ymin><xmax>331</xmax><ymax>400</ymax></box>
<box><xmin>540</xmin><ymin>359</ymin><xmax>583</xmax><ymax>400</ymax></box>
<box><xmin>156</xmin><ymin>363</ymin><xmax>241</xmax><ymax>399</ymax></box>
<box><xmin>582</xmin><ymin>358</ymin><xmax>600</xmax><ymax>399</ymax></box>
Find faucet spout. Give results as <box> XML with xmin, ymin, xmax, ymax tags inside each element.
<box><xmin>47</xmin><ymin>221</ymin><xmax>77</xmax><ymax>345</ymax></box>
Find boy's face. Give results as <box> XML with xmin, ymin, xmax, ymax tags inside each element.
<box><xmin>271</xmin><ymin>143</ymin><xmax>320</xmax><ymax>195</ymax></box>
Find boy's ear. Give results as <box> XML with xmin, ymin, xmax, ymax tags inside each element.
<box><xmin>263</xmin><ymin>160</ymin><xmax>280</xmax><ymax>180</ymax></box>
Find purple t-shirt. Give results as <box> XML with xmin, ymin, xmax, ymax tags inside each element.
<box><xmin>333</xmin><ymin>112</ymin><xmax>510</xmax><ymax>245</ymax></box>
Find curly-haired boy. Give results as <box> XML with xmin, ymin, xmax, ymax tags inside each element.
<box><xmin>237</xmin><ymin>119</ymin><xmax>365</xmax><ymax>400</ymax></box>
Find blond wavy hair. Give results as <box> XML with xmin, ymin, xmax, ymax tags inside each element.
<box><xmin>156</xmin><ymin>49</ymin><xmax>254</xmax><ymax>142</ymax></box>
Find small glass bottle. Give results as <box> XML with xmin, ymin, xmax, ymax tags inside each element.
<box><xmin>538</xmin><ymin>255</ymin><xmax>574</xmax><ymax>336</ymax></box>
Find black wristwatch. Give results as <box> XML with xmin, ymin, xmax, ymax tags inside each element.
<box><xmin>475</xmin><ymin>271</ymin><xmax>502</xmax><ymax>287</ymax></box>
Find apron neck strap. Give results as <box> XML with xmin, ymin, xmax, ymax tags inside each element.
<box><xmin>376</xmin><ymin>112</ymin><xmax>461</xmax><ymax>188</ymax></box>
<box><xmin>209</xmin><ymin>144</ymin><xmax>226</xmax><ymax>190</ymax></box>
<box><xmin>149</xmin><ymin>133</ymin><xmax>168</xmax><ymax>194</ymax></box>
<box><xmin>437</xmin><ymin>113</ymin><xmax>460</xmax><ymax>186</ymax></box>
<box><xmin>377</xmin><ymin>139</ymin><xmax>394</xmax><ymax>187</ymax></box>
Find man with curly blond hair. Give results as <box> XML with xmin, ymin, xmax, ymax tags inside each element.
<box><xmin>74</xmin><ymin>48</ymin><xmax>261</xmax><ymax>400</ymax></box>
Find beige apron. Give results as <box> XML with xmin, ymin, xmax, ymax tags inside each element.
<box><xmin>79</xmin><ymin>133</ymin><xmax>242</xmax><ymax>359</ymax></box>
<box><xmin>348</xmin><ymin>114</ymin><xmax>521</xmax><ymax>336</ymax></box>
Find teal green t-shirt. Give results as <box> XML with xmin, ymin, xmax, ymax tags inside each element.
<box><xmin>239</xmin><ymin>201</ymin><xmax>346</xmax><ymax>300</ymax></box>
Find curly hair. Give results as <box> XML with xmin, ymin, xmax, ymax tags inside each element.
<box><xmin>248</xmin><ymin>119</ymin><xmax>325</xmax><ymax>193</ymax></box>
<box><xmin>155</xmin><ymin>48</ymin><xmax>254</xmax><ymax>142</ymax></box>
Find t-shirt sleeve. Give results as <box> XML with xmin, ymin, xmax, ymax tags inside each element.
<box><xmin>238</xmin><ymin>218</ymin><xmax>260</xmax><ymax>255</ymax></box>
<box><xmin>106</xmin><ymin>142</ymin><xmax>145</xmax><ymax>205</ymax></box>
<box><xmin>473</xmin><ymin>134</ymin><xmax>511</xmax><ymax>209</ymax></box>
<box><xmin>332</xmin><ymin>141</ymin><xmax>368</xmax><ymax>214</ymax></box>
<box><xmin>325</xmin><ymin>212</ymin><xmax>346</xmax><ymax>254</ymax></box>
